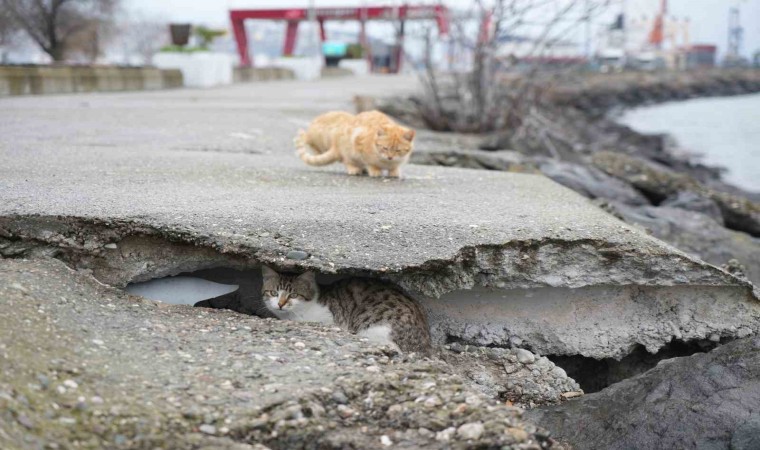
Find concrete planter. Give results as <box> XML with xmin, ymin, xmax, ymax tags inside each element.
<box><xmin>339</xmin><ymin>59</ymin><xmax>370</xmax><ymax>76</ymax></box>
<box><xmin>153</xmin><ymin>52</ymin><xmax>235</xmax><ymax>88</ymax></box>
<box><xmin>0</xmin><ymin>65</ymin><xmax>183</xmax><ymax>96</ymax></box>
<box><xmin>273</xmin><ymin>56</ymin><xmax>323</xmax><ymax>81</ymax></box>
<box><xmin>233</xmin><ymin>67</ymin><xmax>295</xmax><ymax>83</ymax></box>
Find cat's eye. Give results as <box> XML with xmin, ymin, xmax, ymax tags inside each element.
<box><xmin>264</xmin><ymin>290</ymin><xmax>277</xmax><ymax>297</ymax></box>
<box><xmin>288</xmin><ymin>293</ymin><xmax>301</xmax><ymax>300</ymax></box>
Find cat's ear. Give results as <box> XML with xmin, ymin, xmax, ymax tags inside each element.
<box><xmin>261</xmin><ymin>265</ymin><xmax>278</xmax><ymax>279</ymax></box>
<box><xmin>403</xmin><ymin>128</ymin><xmax>416</xmax><ymax>141</ymax></box>
<box><xmin>296</xmin><ymin>271</ymin><xmax>316</xmax><ymax>284</ymax></box>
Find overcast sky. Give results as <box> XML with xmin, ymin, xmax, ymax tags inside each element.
<box><xmin>127</xmin><ymin>0</ymin><xmax>760</xmax><ymax>57</ymax></box>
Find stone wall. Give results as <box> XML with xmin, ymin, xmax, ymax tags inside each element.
<box><xmin>0</xmin><ymin>66</ymin><xmax>183</xmax><ymax>97</ymax></box>
<box><xmin>233</xmin><ymin>66</ymin><xmax>296</xmax><ymax>83</ymax></box>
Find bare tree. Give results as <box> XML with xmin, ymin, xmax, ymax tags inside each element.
<box><xmin>407</xmin><ymin>0</ymin><xmax>612</xmax><ymax>134</ymax></box>
<box><xmin>1</xmin><ymin>0</ymin><xmax>119</xmax><ymax>62</ymax></box>
<box><xmin>0</xmin><ymin>6</ymin><xmax>21</xmax><ymax>60</ymax></box>
<box><xmin>114</xmin><ymin>15</ymin><xmax>169</xmax><ymax>65</ymax></box>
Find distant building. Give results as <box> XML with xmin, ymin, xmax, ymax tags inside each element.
<box><xmin>678</xmin><ymin>44</ymin><xmax>716</xmax><ymax>70</ymax></box>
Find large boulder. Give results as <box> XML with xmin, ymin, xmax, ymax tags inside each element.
<box><xmin>610</xmin><ymin>202</ymin><xmax>760</xmax><ymax>287</ymax></box>
<box><xmin>592</xmin><ymin>151</ymin><xmax>760</xmax><ymax>237</ymax></box>
<box><xmin>527</xmin><ymin>337</ymin><xmax>760</xmax><ymax>450</ymax></box>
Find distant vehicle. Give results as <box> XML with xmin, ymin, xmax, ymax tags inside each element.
<box><xmin>596</xmin><ymin>48</ymin><xmax>625</xmax><ymax>73</ymax></box>
<box><xmin>628</xmin><ymin>51</ymin><xmax>666</xmax><ymax>71</ymax></box>
<box><xmin>322</xmin><ymin>41</ymin><xmax>348</xmax><ymax>67</ymax></box>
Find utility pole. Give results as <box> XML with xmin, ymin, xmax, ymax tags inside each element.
<box><xmin>584</xmin><ymin>0</ymin><xmax>591</xmax><ymax>59</ymax></box>
<box><xmin>727</xmin><ymin>3</ymin><xmax>743</xmax><ymax>60</ymax></box>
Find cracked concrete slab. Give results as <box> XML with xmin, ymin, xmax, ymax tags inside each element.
<box><xmin>1</xmin><ymin>77</ymin><xmax>757</xmax><ymax>361</ymax></box>
<box><xmin>1</xmin><ymin>257</ymin><xmax>553</xmax><ymax>449</ymax></box>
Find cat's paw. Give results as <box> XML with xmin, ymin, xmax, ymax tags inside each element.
<box><xmin>367</xmin><ymin>167</ymin><xmax>383</xmax><ymax>177</ymax></box>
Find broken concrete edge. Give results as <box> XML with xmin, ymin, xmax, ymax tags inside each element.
<box><xmin>0</xmin><ymin>257</ymin><xmax>559</xmax><ymax>450</ymax></box>
<box><xmin>1</xmin><ymin>214</ymin><xmax>755</xmax><ymax>301</ymax></box>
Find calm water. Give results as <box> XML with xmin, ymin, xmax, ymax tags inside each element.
<box><xmin>619</xmin><ymin>93</ymin><xmax>760</xmax><ymax>193</ymax></box>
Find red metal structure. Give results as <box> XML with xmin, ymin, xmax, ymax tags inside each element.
<box><xmin>648</xmin><ymin>0</ymin><xmax>667</xmax><ymax>49</ymax></box>
<box><xmin>229</xmin><ymin>5</ymin><xmax>450</xmax><ymax>72</ymax></box>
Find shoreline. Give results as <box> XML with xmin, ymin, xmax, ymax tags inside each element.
<box><xmin>617</xmin><ymin>92</ymin><xmax>760</xmax><ymax>194</ymax></box>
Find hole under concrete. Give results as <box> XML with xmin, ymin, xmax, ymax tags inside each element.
<box><xmin>547</xmin><ymin>338</ymin><xmax>730</xmax><ymax>393</ymax></box>
<box><xmin>125</xmin><ymin>267</ymin><xmax>350</xmax><ymax>318</ymax></box>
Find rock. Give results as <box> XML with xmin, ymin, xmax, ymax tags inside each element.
<box><xmin>592</xmin><ymin>151</ymin><xmax>760</xmax><ymax>237</ymax></box>
<box><xmin>441</xmin><ymin>346</ymin><xmax>582</xmax><ymax>407</ymax></box>
<box><xmin>610</xmin><ymin>202</ymin><xmax>760</xmax><ymax>287</ymax></box>
<box><xmin>516</xmin><ymin>349</ymin><xmax>536</xmax><ymax>364</ymax></box>
<box><xmin>527</xmin><ymin>337</ymin><xmax>760</xmax><ymax>450</ymax></box>
<box><xmin>285</xmin><ymin>250</ymin><xmax>309</xmax><ymax>261</ymax></box>
<box><xmin>104</xmin><ymin>243</ymin><xmax>118</xmax><ymax>250</ymax></box>
<box><xmin>661</xmin><ymin>191</ymin><xmax>723</xmax><ymax>224</ymax></box>
<box><xmin>199</xmin><ymin>424</ymin><xmax>216</xmax><ymax>435</ymax></box>
<box><xmin>457</xmin><ymin>422</ymin><xmax>485</xmax><ymax>440</ymax></box>
<box><xmin>16</xmin><ymin>414</ymin><xmax>34</xmax><ymax>429</ymax></box>
<box><xmin>435</xmin><ymin>427</ymin><xmax>456</xmax><ymax>442</ymax></box>
<box><xmin>539</xmin><ymin>159</ymin><xmax>649</xmax><ymax>206</ymax></box>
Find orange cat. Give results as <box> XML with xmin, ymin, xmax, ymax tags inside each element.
<box><xmin>295</xmin><ymin>110</ymin><xmax>415</xmax><ymax>178</ymax></box>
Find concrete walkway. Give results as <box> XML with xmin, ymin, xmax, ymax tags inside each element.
<box><xmin>0</xmin><ymin>76</ymin><xmax>757</xmax><ymax>357</ymax></box>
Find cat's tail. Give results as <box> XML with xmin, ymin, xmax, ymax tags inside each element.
<box><xmin>299</xmin><ymin>147</ymin><xmax>341</xmax><ymax>166</ymax></box>
<box><xmin>297</xmin><ymin>137</ymin><xmax>341</xmax><ymax>167</ymax></box>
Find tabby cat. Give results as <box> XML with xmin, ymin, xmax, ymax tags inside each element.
<box><xmin>295</xmin><ymin>110</ymin><xmax>415</xmax><ymax>178</ymax></box>
<box><xmin>261</xmin><ymin>266</ymin><xmax>431</xmax><ymax>354</ymax></box>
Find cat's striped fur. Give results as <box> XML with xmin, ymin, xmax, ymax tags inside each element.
<box><xmin>261</xmin><ymin>266</ymin><xmax>432</xmax><ymax>354</ymax></box>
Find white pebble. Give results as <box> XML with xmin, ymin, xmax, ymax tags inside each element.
<box><xmin>380</xmin><ymin>435</ymin><xmax>393</xmax><ymax>446</ymax></box>
<box><xmin>435</xmin><ymin>427</ymin><xmax>456</xmax><ymax>442</ymax></box>
<box><xmin>63</xmin><ymin>380</ymin><xmax>78</xmax><ymax>389</ymax></box>
<box><xmin>457</xmin><ymin>422</ymin><xmax>485</xmax><ymax>440</ymax></box>
<box><xmin>516</xmin><ymin>348</ymin><xmax>535</xmax><ymax>364</ymax></box>
<box><xmin>199</xmin><ymin>424</ymin><xmax>216</xmax><ymax>435</ymax></box>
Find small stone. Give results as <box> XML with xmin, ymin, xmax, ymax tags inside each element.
<box><xmin>337</xmin><ymin>405</ymin><xmax>356</xmax><ymax>419</ymax></box>
<box><xmin>423</xmin><ymin>396</ymin><xmax>441</xmax><ymax>408</ymax></box>
<box><xmin>366</xmin><ymin>365</ymin><xmax>380</xmax><ymax>373</ymax></box>
<box><xmin>465</xmin><ymin>395</ymin><xmax>482</xmax><ymax>407</ymax></box>
<box><xmin>331</xmin><ymin>391</ymin><xmax>348</xmax><ymax>404</ymax></box>
<box><xmin>63</xmin><ymin>379</ymin><xmax>78</xmax><ymax>389</ymax></box>
<box><xmin>457</xmin><ymin>422</ymin><xmax>485</xmax><ymax>440</ymax></box>
<box><xmin>560</xmin><ymin>391</ymin><xmax>584</xmax><ymax>400</ymax></box>
<box><xmin>506</xmin><ymin>427</ymin><xmax>529</xmax><ymax>442</ymax></box>
<box><xmin>114</xmin><ymin>435</ymin><xmax>127</xmax><ymax>445</ymax></box>
<box><xmin>435</xmin><ymin>427</ymin><xmax>456</xmax><ymax>442</ymax></box>
<box><xmin>17</xmin><ymin>415</ymin><xmax>34</xmax><ymax>429</ymax></box>
<box><xmin>199</xmin><ymin>424</ymin><xmax>216</xmax><ymax>435</ymax></box>
<box><xmin>386</xmin><ymin>404</ymin><xmax>403</xmax><ymax>417</ymax></box>
<box><xmin>91</xmin><ymin>396</ymin><xmax>104</xmax><ymax>404</ymax></box>
<box><xmin>293</xmin><ymin>342</ymin><xmax>306</xmax><ymax>349</ymax></box>
<box><xmin>380</xmin><ymin>435</ymin><xmax>393</xmax><ymax>446</ymax></box>
<box><xmin>286</xmin><ymin>250</ymin><xmax>309</xmax><ymax>260</ymax></box>
<box><xmin>104</xmin><ymin>243</ymin><xmax>118</xmax><ymax>250</ymax></box>
<box><xmin>10</xmin><ymin>283</ymin><xmax>28</xmax><ymax>293</ymax></box>
<box><xmin>418</xmin><ymin>427</ymin><xmax>433</xmax><ymax>438</ymax></box>
<box><xmin>92</xmin><ymin>339</ymin><xmax>105</xmax><ymax>346</ymax></box>
<box><xmin>37</xmin><ymin>374</ymin><xmax>50</xmax><ymax>389</ymax></box>
<box><xmin>59</xmin><ymin>417</ymin><xmax>76</xmax><ymax>425</ymax></box>
<box><xmin>516</xmin><ymin>348</ymin><xmax>535</xmax><ymax>364</ymax></box>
